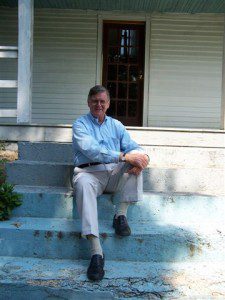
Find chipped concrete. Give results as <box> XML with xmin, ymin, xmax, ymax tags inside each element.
<box><xmin>0</xmin><ymin>257</ymin><xmax>225</xmax><ymax>299</ymax></box>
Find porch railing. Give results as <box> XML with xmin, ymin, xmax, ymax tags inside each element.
<box><xmin>0</xmin><ymin>46</ymin><xmax>18</xmax><ymax>118</ymax></box>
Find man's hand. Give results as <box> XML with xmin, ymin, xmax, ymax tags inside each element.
<box><xmin>128</xmin><ymin>166</ymin><xmax>142</xmax><ymax>175</ymax></box>
<box><xmin>125</xmin><ymin>153</ymin><xmax>149</xmax><ymax>169</ymax></box>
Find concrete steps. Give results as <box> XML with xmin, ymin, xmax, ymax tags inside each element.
<box><xmin>2</xmin><ymin>140</ymin><xmax>225</xmax><ymax>298</ymax></box>
<box><xmin>1</xmin><ymin>256</ymin><xmax>225</xmax><ymax>299</ymax></box>
<box><xmin>6</xmin><ymin>160</ymin><xmax>224</xmax><ymax>195</ymax></box>
<box><xmin>12</xmin><ymin>186</ymin><xmax>225</xmax><ymax>224</ymax></box>
<box><xmin>0</xmin><ymin>216</ymin><xmax>224</xmax><ymax>262</ymax></box>
<box><xmin>6</xmin><ymin>141</ymin><xmax>224</xmax><ymax>195</ymax></box>
<box><xmin>18</xmin><ymin>141</ymin><xmax>225</xmax><ymax>169</ymax></box>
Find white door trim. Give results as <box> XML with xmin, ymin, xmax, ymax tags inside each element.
<box><xmin>96</xmin><ymin>13</ymin><xmax>151</xmax><ymax>126</ymax></box>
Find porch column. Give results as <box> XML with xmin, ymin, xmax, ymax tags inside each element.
<box><xmin>17</xmin><ymin>0</ymin><xmax>34</xmax><ymax>124</ymax></box>
<box><xmin>221</xmin><ymin>14</ymin><xmax>225</xmax><ymax>130</ymax></box>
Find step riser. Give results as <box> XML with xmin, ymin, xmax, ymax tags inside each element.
<box><xmin>12</xmin><ymin>191</ymin><xmax>225</xmax><ymax>224</ymax></box>
<box><xmin>6</xmin><ymin>163</ymin><xmax>73</xmax><ymax>188</ymax></box>
<box><xmin>0</xmin><ymin>227</ymin><xmax>222</xmax><ymax>262</ymax></box>
<box><xmin>13</xmin><ymin>191</ymin><xmax>74</xmax><ymax>219</ymax></box>
<box><xmin>143</xmin><ymin>168</ymin><xmax>224</xmax><ymax>195</ymax></box>
<box><xmin>7</xmin><ymin>162</ymin><xmax>224</xmax><ymax>195</ymax></box>
<box><xmin>0</xmin><ymin>284</ymin><xmax>113</xmax><ymax>300</ymax></box>
<box><xmin>18</xmin><ymin>142</ymin><xmax>225</xmax><ymax>169</ymax></box>
<box><xmin>19</xmin><ymin>142</ymin><xmax>73</xmax><ymax>164</ymax></box>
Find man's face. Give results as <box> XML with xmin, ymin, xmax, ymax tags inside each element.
<box><xmin>88</xmin><ymin>91</ymin><xmax>110</xmax><ymax>122</ymax></box>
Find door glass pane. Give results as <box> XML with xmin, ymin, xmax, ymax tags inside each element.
<box><xmin>129</xmin><ymin>84</ymin><xmax>137</xmax><ymax>99</ymax></box>
<box><xmin>107</xmin><ymin>82</ymin><xmax>117</xmax><ymax>98</ymax></box>
<box><xmin>129</xmin><ymin>30</ymin><xmax>138</xmax><ymax>46</ymax></box>
<box><xmin>109</xmin><ymin>29</ymin><xmax>117</xmax><ymax>46</ymax></box>
<box><xmin>118</xmin><ymin>83</ymin><xmax>127</xmax><ymax>99</ymax></box>
<box><xmin>129</xmin><ymin>47</ymin><xmax>138</xmax><ymax>63</ymax></box>
<box><xmin>120</xmin><ymin>29</ymin><xmax>129</xmax><ymax>47</ymax></box>
<box><xmin>120</xmin><ymin>47</ymin><xmax>128</xmax><ymax>63</ymax></box>
<box><xmin>117</xmin><ymin>101</ymin><xmax>126</xmax><ymax>116</ymax></box>
<box><xmin>108</xmin><ymin>100</ymin><xmax>116</xmax><ymax>116</ymax></box>
<box><xmin>108</xmin><ymin>47</ymin><xmax>119</xmax><ymax>63</ymax></box>
<box><xmin>108</xmin><ymin>65</ymin><xmax>117</xmax><ymax>80</ymax></box>
<box><xmin>129</xmin><ymin>66</ymin><xmax>138</xmax><ymax>82</ymax></box>
<box><xmin>128</xmin><ymin>101</ymin><xmax>137</xmax><ymax>117</ymax></box>
<box><xmin>118</xmin><ymin>65</ymin><xmax>127</xmax><ymax>81</ymax></box>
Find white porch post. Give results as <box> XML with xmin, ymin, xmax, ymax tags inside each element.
<box><xmin>220</xmin><ymin>14</ymin><xmax>225</xmax><ymax>130</ymax></box>
<box><xmin>17</xmin><ymin>0</ymin><xmax>34</xmax><ymax>124</ymax></box>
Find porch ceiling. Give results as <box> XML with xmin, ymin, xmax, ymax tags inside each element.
<box><xmin>1</xmin><ymin>0</ymin><xmax>225</xmax><ymax>13</ymax></box>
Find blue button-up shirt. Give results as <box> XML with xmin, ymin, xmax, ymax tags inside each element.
<box><xmin>72</xmin><ymin>113</ymin><xmax>143</xmax><ymax>166</ymax></box>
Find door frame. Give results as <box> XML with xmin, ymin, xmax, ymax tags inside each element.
<box><xmin>96</xmin><ymin>14</ymin><xmax>151</xmax><ymax>127</ymax></box>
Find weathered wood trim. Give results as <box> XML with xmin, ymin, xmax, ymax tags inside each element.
<box><xmin>17</xmin><ymin>0</ymin><xmax>34</xmax><ymax>124</ymax></box>
<box><xmin>221</xmin><ymin>14</ymin><xmax>225</xmax><ymax>130</ymax></box>
<box><xmin>97</xmin><ymin>13</ymin><xmax>150</xmax><ymax>126</ymax></box>
<box><xmin>0</xmin><ymin>110</ymin><xmax>17</xmax><ymax>118</ymax></box>
<box><xmin>99</xmin><ymin>12</ymin><xmax>146</xmax><ymax>21</ymax></box>
<box><xmin>0</xmin><ymin>46</ymin><xmax>18</xmax><ymax>50</ymax></box>
<box><xmin>0</xmin><ymin>124</ymin><xmax>224</xmax><ymax>147</ymax></box>
<box><xmin>143</xmin><ymin>16</ymin><xmax>151</xmax><ymax>127</ymax></box>
<box><xmin>0</xmin><ymin>51</ymin><xmax>18</xmax><ymax>58</ymax></box>
<box><xmin>96</xmin><ymin>14</ymin><xmax>103</xmax><ymax>84</ymax></box>
<box><xmin>0</xmin><ymin>80</ymin><xmax>17</xmax><ymax>88</ymax></box>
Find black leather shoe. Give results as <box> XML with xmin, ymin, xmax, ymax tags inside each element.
<box><xmin>113</xmin><ymin>214</ymin><xmax>131</xmax><ymax>236</ymax></box>
<box><xmin>87</xmin><ymin>254</ymin><xmax>105</xmax><ymax>281</ymax></box>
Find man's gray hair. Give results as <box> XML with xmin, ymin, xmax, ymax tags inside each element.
<box><xmin>87</xmin><ymin>85</ymin><xmax>110</xmax><ymax>102</ymax></box>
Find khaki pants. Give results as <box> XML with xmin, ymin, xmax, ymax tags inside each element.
<box><xmin>72</xmin><ymin>162</ymin><xmax>143</xmax><ymax>237</ymax></box>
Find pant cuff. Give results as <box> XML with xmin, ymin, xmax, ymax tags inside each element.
<box><xmin>81</xmin><ymin>229</ymin><xmax>99</xmax><ymax>239</ymax></box>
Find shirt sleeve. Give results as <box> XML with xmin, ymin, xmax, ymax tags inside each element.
<box><xmin>119</xmin><ymin>122</ymin><xmax>145</xmax><ymax>154</ymax></box>
<box><xmin>73</xmin><ymin>121</ymin><xmax>120</xmax><ymax>163</ymax></box>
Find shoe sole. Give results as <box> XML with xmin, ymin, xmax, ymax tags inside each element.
<box><xmin>113</xmin><ymin>222</ymin><xmax>131</xmax><ymax>236</ymax></box>
<box><xmin>87</xmin><ymin>270</ymin><xmax>105</xmax><ymax>281</ymax></box>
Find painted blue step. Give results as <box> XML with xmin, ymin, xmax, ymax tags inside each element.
<box><xmin>6</xmin><ymin>160</ymin><xmax>73</xmax><ymax>187</ymax></box>
<box><xmin>1</xmin><ymin>256</ymin><xmax>224</xmax><ymax>299</ymax></box>
<box><xmin>18</xmin><ymin>141</ymin><xmax>225</xmax><ymax>170</ymax></box>
<box><xmin>0</xmin><ymin>217</ymin><xmax>224</xmax><ymax>262</ymax></box>
<box><xmin>18</xmin><ymin>141</ymin><xmax>73</xmax><ymax>163</ymax></box>
<box><xmin>6</xmin><ymin>160</ymin><xmax>224</xmax><ymax>194</ymax></box>
<box><xmin>13</xmin><ymin>186</ymin><xmax>225</xmax><ymax>225</ymax></box>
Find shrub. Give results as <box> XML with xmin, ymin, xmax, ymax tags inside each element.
<box><xmin>0</xmin><ymin>141</ymin><xmax>5</xmax><ymax>151</ymax></box>
<box><xmin>0</xmin><ymin>159</ymin><xmax>6</xmax><ymax>185</ymax></box>
<box><xmin>0</xmin><ymin>145</ymin><xmax>22</xmax><ymax>220</ymax></box>
<box><xmin>0</xmin><ymin>182</ymin><xmax>22</xmax><ymax>221</ymax></box>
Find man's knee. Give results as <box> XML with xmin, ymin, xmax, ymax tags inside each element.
<box><xmin>73</xmin><ymin>173</ymin><xmax>98</xmax><ymax>192</ymax></box>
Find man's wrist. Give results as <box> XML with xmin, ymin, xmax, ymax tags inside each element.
<box><xmin>145</xmin><ymin>154</ymin><xmax>150</xmax><ymax>163</ymax></box>
<box><xmin>119</xmin><ymin>152</ymin><xmax>126</xmax><ymax>162</ymax></box>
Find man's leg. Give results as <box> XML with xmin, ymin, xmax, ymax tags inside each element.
<box><xmin>73</xmin><ymin>172</ymin><xmax>102</xmax><ymax>237</ymax></box>
<box><xmin>73</xmin><ymin>170</ymin><xmax>108</xmax><ymax>281</ymax></box>
<box><xmin>105</xmin><ymin>163</ymin><xmax>143</xmax><ymax>236</ymax></box>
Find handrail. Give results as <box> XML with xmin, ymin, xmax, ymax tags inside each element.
<box><xmin>0</xmin><ymin>46</ymin><xmax>18</xmax><ymax>58</ymax></box>
<box><xmin>0</xmin><ymin>46</ymin><xmax>18</xmax><ymax>50</ymax></box>
<box><xmin>0</xmin><ymin>46</ymin><xmax>18</xmax><ymax>118</ymax></box>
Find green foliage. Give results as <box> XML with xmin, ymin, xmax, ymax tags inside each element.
<box><xmin>0</xmin><ymin>159</ymin><xmax>7</xmax><ymax>184</ymax></box>
<box><xmin>0</xmin><ymin>182</ymin><xmax>22</xmax><ymax>221</ymax></box>
<box><xmin>0</xmin><ymin>141</ymin><xmax>5</xmax><ymax>151</ymax></box>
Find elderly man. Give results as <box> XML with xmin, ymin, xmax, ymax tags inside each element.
<box><xmin>72</xmin><ymin>85</ymin><xmax>149</xmax><ymax>281</ymax></box>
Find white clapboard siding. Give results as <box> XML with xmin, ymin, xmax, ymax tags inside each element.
<box><xmin>148</xmin><ymin>14</ymin><xmax>224</xmax><ymax>128</ymax></box>
<box><xmin>0</xmin><ymin>8</ymin><xmax>224</xmax><ymax>128</ymax></box>
<box><xmin>0</xmin><ymin>8</ymin><xmax>18</xmax><ymax>124</ymax></box>
<box><xmin>0</xmin><ymin>8</ymin><xmax>97</xmax><ymax>125</ymax></box>
<box><xmin>32</xmin><ymin>9</ymin><xmax>97</xmax><ymax>124</ymax></box>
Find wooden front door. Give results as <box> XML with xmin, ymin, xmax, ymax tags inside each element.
<box><xmin>102</xmin><ymin>22</ymin><xmax>145</xmax><ymax>126</ymax></box>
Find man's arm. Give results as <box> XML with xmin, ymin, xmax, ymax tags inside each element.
<box><xmin>121</xmin><ymin>152</ymin><xmax>149</xmax><ymax>175</ymax></box>
<box><xmin>118</xmin><ymin>123</ymin><xmax>149</xmax><ymax>173</ymax></box>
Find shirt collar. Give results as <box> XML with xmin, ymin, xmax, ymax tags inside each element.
<box><xmin>88</xmin><ymin>112</ymin><xmax>109</xmax><ymax>124</ymax></box>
